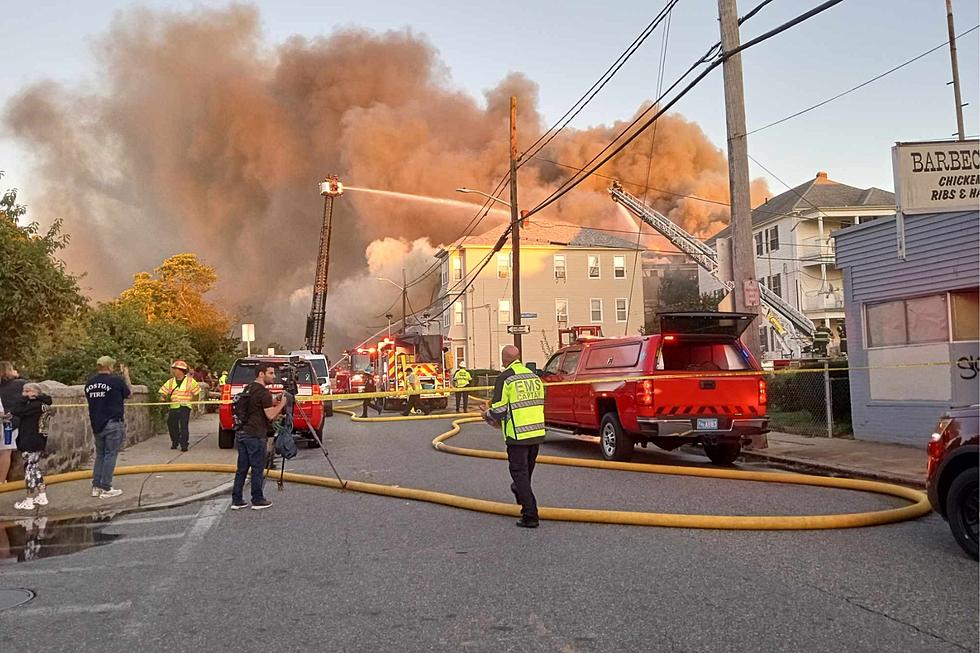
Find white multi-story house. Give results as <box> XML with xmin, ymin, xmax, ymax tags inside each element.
<box><xmin>698</xmin><ymin>171</ymin><xmax>895</xmax><ymax>358</ymax></box>
<box><xmin>436</xmin><ymin>219</ymin><xmax>645</xmax><ymax>369</ymax></box>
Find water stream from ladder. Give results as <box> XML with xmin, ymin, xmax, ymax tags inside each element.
<box><xmin>345</xmin><ymin>186</ymin><xmax>510</xmax><ymax>216</ymax></box>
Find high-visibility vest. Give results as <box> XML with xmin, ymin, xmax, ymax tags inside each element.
<box><xmin>453</xmin><ymin>368</ymin><xmax>472</xmax><ymax>388</ymax></box>
<box><xmin>218</xmin><ymin>373</ymin><xmax>227</xmax><ymax>386</ymax></box>
<box><xmin>159</xmin><ymin>376</ymin><xmax>201</xmax><ymax>409</ymax></box>
<box><xmin>491</xmin><ymin>361</ymin><xmax>546</xmax><ymax>443</ymax></box>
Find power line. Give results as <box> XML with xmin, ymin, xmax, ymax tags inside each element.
<box><xmin>518</xmin><ymin>0</ymin><xmax>679</xmax><ymax>166</ymax></box>
<box><xmin>524</xmin><ymin>0</ymin><xmax>848</xmax><ymax>218</ymax></box>
<box><xmin>744</xmin><ymin>24</ymin><xmax>980</xmax><ymax>136</ymax></box>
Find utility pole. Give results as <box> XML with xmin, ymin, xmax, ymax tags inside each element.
<box><xmin>946</xmin><ymin>0</ymin><xmax>966</xmax><ymax>140</ymax></box>
<box><xmin>401</xmin><ymin>267</ymin><xmax>407</xmax><ymax>335</ymax></box>
<box><xmin>718</xmin><ymin>0</ymin><xmax>761</xmax><ymax>359</ymax></box>
<box><xmin>509</xmin><ymin>95</ymin><xmax>523</xmax><ymax>356</ymax></box>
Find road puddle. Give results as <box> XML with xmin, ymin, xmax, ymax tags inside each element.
<box><xmin>0</xmin><ymin>515</ymin><xmax>123</xmax><ymax>564</ymax></box>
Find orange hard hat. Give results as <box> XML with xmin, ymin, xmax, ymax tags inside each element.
<box><xmin>171</xmin><ymin>360</ymin><xmax>190</xmax><ymax>372</ymax></box>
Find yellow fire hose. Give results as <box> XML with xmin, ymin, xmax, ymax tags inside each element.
<box><xmin>0</xmin><ymin>409</ymin><xmax>931</xmax><ymax>530</ymax></box>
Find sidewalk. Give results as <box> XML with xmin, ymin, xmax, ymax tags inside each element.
<box><xmin>743</xmin><ymin>431</ymin><xmax>927</xmax><ymax>488</ymax></box>
<box><xmin>0</xmin><ymin>414</ymin><xmax>235</xmax><ymax>521</ymax></box>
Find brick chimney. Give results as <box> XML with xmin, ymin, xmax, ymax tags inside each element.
<box><xmin>815</xmin><ymin>171</ymin><xmax>829</xmax><ymax>182</ymax></box>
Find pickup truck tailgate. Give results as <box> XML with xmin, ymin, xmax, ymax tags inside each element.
<box><xmin>652</xmin><ymin>374</ymin><xmax>764</xmax><ymax>418</ymax></box>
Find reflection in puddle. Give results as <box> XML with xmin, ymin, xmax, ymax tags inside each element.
<box><xmin>0</xmin><ymin>515</ymin><xmax>123</xmax><ymax>564</ymax></box>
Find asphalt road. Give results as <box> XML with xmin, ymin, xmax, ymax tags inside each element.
<box><xmin>0</xmin><ymin>413</ymin><xmax>976</xmax><ymax>653</ymax></box>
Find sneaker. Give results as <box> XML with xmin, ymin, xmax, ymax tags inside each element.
<box><xmin>99</xmin><ymin>488</ymin><xmax>123</xmax><ymax>499</ymax></box>
<box><xmin>14</xmin><ymin>498</ymin><xmax>35</xmax><ymax>510</ymax></box>
<box><xmin>180</xmin><ymin>447</ymin><xmax>188</xmax><ymax>452</ymax></box>
<box><xmin>91</xmin><ymin>487</ymin><xmax>101</xmax><ymax>497</ymax></box>
<box><xmin>170</xmin><ymin>443</ymin><xmax>178</xmax><ymax>450</ymax></box>
<box><xmin>250</xmin><ymin>499</ymin><xmax>272</xmax><ymax>511</ymax></box>
<box><xmin>34</xmin><ymin>493</ymin><xmax>48</xmax><ymax>506</ymax></box>
<box><xmin>515</xmin><ymin>519</ymin><xmax>539</xmax><ymax>529</ymax></box>
<box><xmin>230</xmin><ymin>501</ymin><xmax>248</xmax><ymax>510</ymax></box>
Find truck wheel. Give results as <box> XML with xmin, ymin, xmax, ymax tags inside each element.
<box><xmin>599</xmin><ymin>413</ymin><xmax>633</xmax><ymax>462</ymax></box>
<box><xmin>218</xmin><ymin>428</ymin><xmax>235</xmax><ymax>450</ymax></box>
<box><xmin>946</xmin><ymin>467</ymin><xmax>979</xmax><ymax>559</ymax></box>
<box><xmin>306</xmin><ymin>428</ymin><xmax>322</xmax><ymax>449</ymax></box>
<box><xmin>704</xmin><ymin>442</ymin><xmax>741</xmax><ymax>466</ymax></box>
<box><xmin>323</xmin><ymin>401</ymin><xmax>334</xmax><ymax>418</ymax></box>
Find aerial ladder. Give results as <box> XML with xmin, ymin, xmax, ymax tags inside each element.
<box><xmin>608</xmin><ymin>182</ymin><xmax>815</xmax><ymax>357</ymax></box>
<box><xmin>305</xmin><ymin>175</ymin><xmax>344</xmax><ymax>354</ymax></box>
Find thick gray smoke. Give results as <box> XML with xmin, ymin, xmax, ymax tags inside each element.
<box><xmin>4</xmin><ymin>4</ymin><xmax>767</xmax><ymax>355</ymax></box>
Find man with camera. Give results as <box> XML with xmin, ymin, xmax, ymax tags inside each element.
<box><xmin>232</xmin><ymin>363</ymin><xmax>287</xmax><ymax>511</ymax></box>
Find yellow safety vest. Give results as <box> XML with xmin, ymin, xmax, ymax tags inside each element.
<box><xmin>490</xmin><ymin>361</ymin><xmax>546</xmax><ymax>443</ymax></box>
<box><xmin>453</xmin><ymin>368</ymin><xmax>472</xmax><ymax>388</ymax></box>
<box><xmin>159</xmin><ymin>376</ymin><xmax>201</xmax><ymax>409</ymax></box>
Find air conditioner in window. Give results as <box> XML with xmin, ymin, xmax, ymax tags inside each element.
<box><xmin>555</xmin><ymin>270</ymin><xmax>566</xmax><ymax>279</ymax></box>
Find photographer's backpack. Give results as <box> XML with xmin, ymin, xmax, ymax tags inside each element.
<box><xmin>231</xmin><ymin>385</ymin><xmax>253</xmax><ymax>432</ymax></box>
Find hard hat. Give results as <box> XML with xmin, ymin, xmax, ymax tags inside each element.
<box><xmin>458</xmin><ymin>361</ymin><xmax>465</xmax><ymax>368</ymax></box>
<box><xmin>171</xmin><ymin>360</ymin><xmax>190</xmax><ymax>372</ymax></box>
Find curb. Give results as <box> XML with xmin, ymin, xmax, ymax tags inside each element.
<box><xmin>739</xmin><ymin>450</ymin><xmax>926</xmax><ymax>489</ymax></box>
<box><xmin>0</xmin><ymin>479</ymin><xmax>233</xmax><ymax>522</ymax></box>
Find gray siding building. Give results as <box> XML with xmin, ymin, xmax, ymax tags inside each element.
<box><xmin>835</xmin><ymin>210</ymin><xmax>979</xmax><ymax>446</ymax></box>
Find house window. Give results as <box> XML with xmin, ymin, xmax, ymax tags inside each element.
<box><xmin>554</xmin><ymin>254</ymin><xmax>566</xmax><ymax>279</ymax></box>
<box><xmin>452</xmin><ymin>256</ymin><xmax>462</xmax><ymax>281</ymax></box>
<box><xmin>952</xmin><ymin>289</ymin><xmax>980</xmax><ymax>341</ymax></box>
<box><xmin>613</xmin><ymin>256</ymin><xmax>626</xmax><ymax>279</ymax></box>
<box><xmin>588</xmin><ymin>255</ymin><xmax>600</xmax><ymax>279</ymax></box>
<box><xmin>763</xmin><ymin>274</ymin><xmax>782</xmax><ymax>299</ymax></box>
<box><xmin>766</xmin><ymin>226</ymin><xmax>779</xmax><ymax>252</ymax></box>
<box><xmin>498</xmin><ymin>299</ymin><xmax>511</xmax><ymax>325</ymax></box>
<box><xmin>442</xmin><ymin>307</ymin><xmax>450</xmax><ymax>329</ymax></box>
<box><xmin>754</xmin><ymin>232</ymin><xmax>765</xmax><ymax>256</ymax></box>
<box><xmin>453</xmin><ymin>301</ymin><xmax>464</xmax><ymax>326</ymax></box>
<box><xmin>497</xmin><ymin>253</ymin><xmax>511</xmax><ymax>278</ymax></box>
<box><xmin>441</xmin><ymin>263</ymin><xmax>448</xmax><ymax>286</ymax></box>
<box><xmin>556</xmin><ymin>298</ymin><xmax>569</xmax><ymax>324</ymax></box>
<box><xmin>759</xmin><ymin>326</ymin><xmax>769</xmax><ymax>353</ymax></box>
<box><xmin>615</xmin><ymin>298</ymin><xmax>628</xmax><ymax>322</ymax></box>
<box><xmin>866</xmin><ymin>293</ymin><xmax>949</xmax><ymax>347</ymax></box>
<box><xmin>455</xmin><ymin>346</ymin><xmax>465</xmax><ymax>366</ymax></box>
<box><xmin>590</xmin><ymin>298</ymin><xmax>603</xmax><ymax>323</ymax></box>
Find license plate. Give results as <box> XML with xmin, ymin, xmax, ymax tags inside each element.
<box><xmin>696</xmin><ymin>418</ymin><xmax>719</xmax><ymax>430</ymax></box>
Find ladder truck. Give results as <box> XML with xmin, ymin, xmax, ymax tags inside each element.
<box><xmin>305</xmin><ymin>175</ymin><xmax>343</xmax><ymax>354</ymax></box>
<box><xmin>608</xmin><ymin>181</ymin><xmax>816</xmax><ymax>357</ymax></box>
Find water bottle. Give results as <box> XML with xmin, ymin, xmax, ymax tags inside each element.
<box><xmin>2</xmin><ymin>420</ymin><xmax>12</xmax><ymax>447</ymax></box>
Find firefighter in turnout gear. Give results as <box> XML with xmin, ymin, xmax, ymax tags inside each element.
<box><xmin>159</xmin><ymin>360</ymin><xmax>201</xmax><ymax>451</ymax></box>
<box><xmin>482</xmin><ymin>345</ymin><xmax>546</xmax><ymax>528</ymax></box>
<box><xmin>452</xmin><ymin>362</ymin><xmax>472</xmax><ymax>413</ymax></box>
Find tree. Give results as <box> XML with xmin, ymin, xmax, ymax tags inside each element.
<box><xmin>46</xmin><ymin>303</ymin><xmax>198</xmax><ymax>392</ymax></box>
<box><xmin>117</xmin><ymin>253</ymin><xmax>235</xmax><ymax>367</ymax></box>
<box><xmin>644</xmin><ymin>270</ymin><xmax>722</xmax><ymax>334</ymax></box>
<box><xmin>0</xmin><ymin>173</ymin><xmax>86</xmax><ymax>373</ymax></box>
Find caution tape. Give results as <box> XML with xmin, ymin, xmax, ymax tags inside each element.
<box><xmin>19</xmin><ymin>359</ymin><xmax>964</xmax><ymax>409</ymax></box>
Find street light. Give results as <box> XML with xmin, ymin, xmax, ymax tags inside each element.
<box><xmin>455</xmin><ymin>188</ymin><xmax>512</xmax><ymax>208</ymax></box>
<box><xmin>377</xmin><ymin>271</ymin><xmax>408</xmax><ymax>334</ymax></box>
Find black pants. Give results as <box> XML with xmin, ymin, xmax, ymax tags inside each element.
<box><xmin>232</xmin><ymin>435</ymin><xmax>266</xmax><ymax>504</ymax></box>
<box><xmin>507</xmin><ymin>443</ymin><xmax>539</xmax><ymax>522</ymax></box>
<box><xmin>455</xmin><ymin>390</ymin><xmax>469</xmax><ymax>413</ymax></box>
<box><xmin>167</xmin><ymin>407</ymin><xmax>191</xmax><ymax>448</ymax></box>
<box><xmin>402</xmin><ymin>395</ymin><xmax>420</xmax><ymax>416</ymax></box>
<box><xmin>361</xmin><ymin>399</ymin><xmax>380</xmax><ymax>418</ymax></box>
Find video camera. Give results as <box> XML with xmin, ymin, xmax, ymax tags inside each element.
<box><xmin>279</xmin><ymin>355</ymin><xmax>303</xmax><ymax>397</ymax></box>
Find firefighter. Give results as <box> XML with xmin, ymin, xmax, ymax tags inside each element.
<box><xmin>401</xmin><ymin>367</ymin><xmax>422</xmax><ymax>416</ymax></box>
<box><xmin>159</xmin><ymin>360</ymin><xmax>201</xmax><ymax>451</ymax></box>
<box><xmin>481</xmin><ymin>345</ymin><xmax>546</xmax><ymax>528</ymax></box>
<box><xmin>360</xmin><ymin>373</ymin><xmax>382</xmax><ymax>418</ymax></box>
<box><xmin>218</xmin><ymin>370</ymin><xmax>228</xmax><ymax>386</ymax></box>
<box><xmin>453</xmin><ymin>362</ymin><xmax>472</xmax><ymax>413</ymax></box>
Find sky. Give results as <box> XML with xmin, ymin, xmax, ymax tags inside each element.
<box><xmin>1</xmin><ymin>0</ymin><xmax>978</xmax><ymax>205</ymax></box>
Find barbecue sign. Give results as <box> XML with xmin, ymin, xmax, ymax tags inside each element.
<box><xmin>892</xmin><ymin>139</ymin><xmax>980</xmax><ymax>215</ymax></box>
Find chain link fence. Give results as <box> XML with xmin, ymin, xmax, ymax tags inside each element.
<box><xmin>765</xmin><ymin>364</ymin><xmax>852</xmax><ymax>438</ymax></box>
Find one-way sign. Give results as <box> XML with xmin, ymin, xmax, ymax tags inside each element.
<box><xmin>507</xmin><ymin>324</ymin><xmax>531</xmax><ymax>335</ymax></box>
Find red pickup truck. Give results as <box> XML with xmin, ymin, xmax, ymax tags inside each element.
<box><xmin>541</xmin><ymin>312</ymin><xmax>768</xmax><ymax>465</ymax></box>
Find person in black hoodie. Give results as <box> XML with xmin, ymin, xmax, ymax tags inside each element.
<box><xmin>9</xmin><ymin>383</ymin><xmax>54</xmax><ymax>511</ymax></box>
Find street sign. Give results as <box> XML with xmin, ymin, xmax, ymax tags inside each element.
<box><xmin>241</xmin><ymin>323</ymin><xmax>255</xmax><ymax>342</ymax></box>
<box><xmin>507</xmin><ymin>324</ymin><xmax>531</xmax><ymax>335</ymax></box>
<box><xmin>743</xmin><ymin>280</ymin><xmax>760</xmax><ymax>308</ymax></box>
<box><xmin>520</xmin><ymin>312</ymin><xmax>538</xmax><ymax>319</ymax></box>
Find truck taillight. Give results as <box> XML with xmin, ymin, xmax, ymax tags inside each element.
<box><xmin>221</xmin><ymin>385</ymin><xmax>231</xmax><ymax>401</ymax></box>
<box><xmin>637</xmin><ymin>379</ymin><xmax>654</xmax><ymax>406</ymax></box>
<box><xmin>758</xmin><ymin>379</ymin><xmax>768</xmax><ymax>406</ymax></box>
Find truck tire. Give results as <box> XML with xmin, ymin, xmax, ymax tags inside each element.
<box><xmin>704</xmin><ymin>442</ymin><xmax>741</xmax><ymax>466</ymax></box>
<box><xmin>599</xmin><ymin>413</ymin><xmax>633</xmax><ymax>462</ymax></box>
<box><xmin>323</xmin><ymin>401</ymin><xmax>334</xmax><ymax>418</ymax></box>
<box><xmin>218</xmin><ymin>428</ymin><xmax>235</xmax><ymax>450</ymax></box>
<box><xmin>946</xmin><ymin>467</ymin><xmax>979</xmax><ymax>559</ymax></box>
<box><xmin>306</xmin><ymin>427</ymin><xmax>323</xmax><ymax>449</ymax></box>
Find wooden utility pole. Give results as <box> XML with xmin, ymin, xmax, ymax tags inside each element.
<box><xmin>509</xmin><ymin>95</ymin><xmax>524</xmax><ymax>356</ymax></box>
<box><xmin>401</xmin><ymin>267</ymin><xmax>407</xmax><ymax>335</ymax></box>
<box><xmin>718</xmin><ymin>0</ymin><xmax>761</xmax><ymax>359</ymax></box>
<box><xmin>946</xmin><ymin>0</ymin><xmax>966</xmax><ymax>140</ymax></box>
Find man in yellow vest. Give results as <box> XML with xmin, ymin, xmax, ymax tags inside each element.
<box><xmin>452</xmin><ymin>361</ymin><xmax>472</xmax><ymax>413</ymax></box>
<box><xmin>159</xmin><ymin>360</ymin><xmax>201</xmax><ymax>452</ymax></box>
<box><xmin>482</xmin><ymin>345</ymin><xmax>546</xmax><ymax>528</ymax></box>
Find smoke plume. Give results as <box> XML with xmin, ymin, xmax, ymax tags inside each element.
<box><xmin>4</xmin><ymin>4</ymin><xmax>768</xmax><ymax>354</ymax></box>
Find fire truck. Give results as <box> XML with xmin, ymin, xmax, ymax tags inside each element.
<box><xmin>375</xmin><ymin>334</ymin><xmax>450</xmax><ymax>413</ymax></box>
